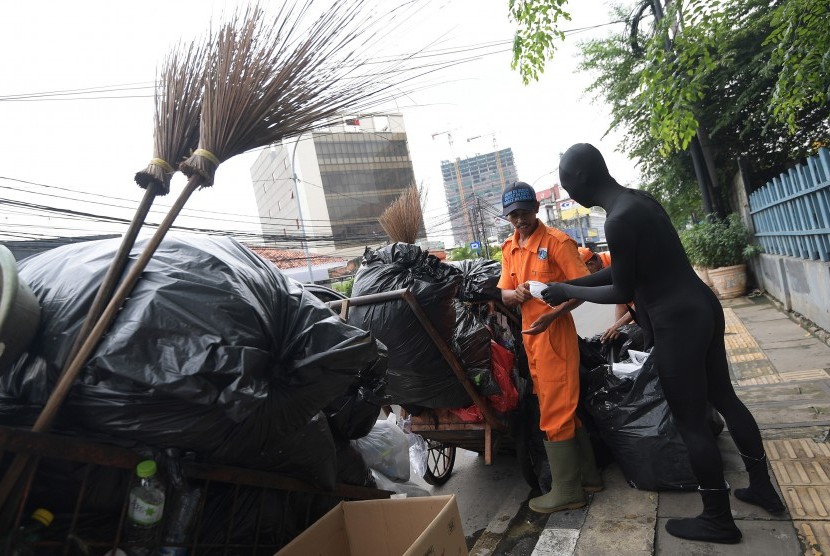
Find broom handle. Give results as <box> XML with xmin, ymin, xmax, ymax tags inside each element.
<box><xmin>64</xmin><ymin>183</ymin><xmax>160</xmax><ymax>367</ymax></box>
<box><xmin>0</xmin><ymin>175</ymin><xmax>202</xmax><ymax>508</ymax></box>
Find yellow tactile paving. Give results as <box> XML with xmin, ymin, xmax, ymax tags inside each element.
<box><xmin>794</xmin><ymin>521</ymin><xmax>830</xmax><ymax>556</ymax></box>
<box><xmin>725</xmin><ymin>308</ymin><xmax>830</xmax><ymax>552</ymax></box>
<box><xmin>785</xmin><ymin>369</ymin><xmax>830</xmax><ymax>381</ymax></box>
<box><xmin>723</xmin><ymin>308</ymin><xmax>780</xmax><ymax>380</ymax></box>
<box><xmin>765</xmin><ymin>437</ymin><xmax>830</xmax><ymax>553</ymax></box>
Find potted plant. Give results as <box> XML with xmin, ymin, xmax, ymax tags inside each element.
<box><xmin>680</xmin><ymin>214</ymin><xmax>761</xmax><ymax>299</ymax></box>
<box><xmin>680</xmin><ymin>219</ymin><xmax>717</xmax><ymax>291</ymax></box>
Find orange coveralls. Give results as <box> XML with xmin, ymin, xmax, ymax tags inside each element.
<box><xmin>497</xmin><ymin>221</ymin><xmax>589</xmax><ymax>441</ymax></box>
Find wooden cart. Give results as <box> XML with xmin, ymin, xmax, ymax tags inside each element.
<box><xmin>328</xmin><ymin>288</ymin><xmax>534</xmax><ymax>487</ymax></box>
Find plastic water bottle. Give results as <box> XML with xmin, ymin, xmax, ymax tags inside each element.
<box><xmin>124</xmin><ymin>460</ymin><xmax>165</xmax><ymax>555</ymax></box>
<box><xmin>2</xmin><ymin>508</ymin><xmax>54</xmax><ymax>555</ymax></box>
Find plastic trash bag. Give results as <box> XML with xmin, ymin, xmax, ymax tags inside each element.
<box><xmin>611</xmin><ymin>349</ymin><xmax>650</xmax><ymax>379</ymax></box>
<box><xmin>350</xmin><ymin>413</ymin><xmax>410</xmax><ymax>481</ymax></box>
<box><xmin>348</xmin><ymin>244</ymin><xmax>471</xmax><ymax>408</ymax></box>
<box><xmin>1</xmin><ymin>234</ymin><xmax>383</xmax><ymax>487</ymax></box>
<box><xmin>369</xmin><ymin>469</ymin><xmax>431</xmax><ymax>498</ymax></box>
<box><xmin>452</xmin><ymin>301</ymin><xmax>499</xmax><ymax>396</ymax></box>
<box><xmin>408</xmin><ymin>430</ymin><xmax>429</xmax><ymax>479</ymax></box>
<box><xmin>583</xmin><ymin>349</ymin><xmax>698</xmax><ymax>491</ymax></box>
<box><xmin>446</xmin><ymin>258</ymin><xmax>502</xmax><ymax>301</ymax></box>
<box><xmin>335</xmin><ymin>439</ymin><xmax>377</xmax><ymax>488</ymax></box>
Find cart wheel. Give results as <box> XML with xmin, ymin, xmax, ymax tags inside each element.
<box><xmin>423</xmin><ymin>441</ymin><xmax>456</xmax><ymax>485</ymax></box>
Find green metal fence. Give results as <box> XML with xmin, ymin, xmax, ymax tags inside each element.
<box><xmin>748</xmin><ymin>147</ymin><xmax>830</xmax><ymax>262</ymax></box>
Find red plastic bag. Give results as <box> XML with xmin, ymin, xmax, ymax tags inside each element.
<box><xmin>487</xmin><ymin>341</ymin><xmax>518</xmax><ymax>413</ymax></box>
<box><xmin>449</xmin><ymin>405</ymin><xmax>483</xmax><ymax>422</ymax></box>
<box><xmin>450</xmin><ymin>341</ymin><xmax>519</xmax><ymax>422</ymax></box>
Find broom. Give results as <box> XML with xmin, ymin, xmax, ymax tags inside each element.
<box><xmin>0</xmin><ymin>0</ymin><xmax>422</xmax><ymax>507</ymax></box>
<box><xmin>63</xmin><ymin>38</ymin><xmax>209</xmax><ymax>367</ymax></box>
<box><xmin>378</xmin><ymin>184</ymin><xmax>424</xmax><ymax>244</ymax></box>
<box><xmin>0</xmin><ymin>37</ymin><xmax>212</xmax><ymax>526</ymax></box>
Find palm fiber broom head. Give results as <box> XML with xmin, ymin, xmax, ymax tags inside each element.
<box><xmin>134</xmin><ymin>36</ymin><xmax>211</xmax><ymax>195</ymax></box>
<box><xmin>180</xmin><ymin>0</ymin><xmax>423</xmax><ymax>187</ymax></box>
<box><xmin>379</xmin><ymin>184</ymin><xmax>423</xmax><ymax>244</ymax></box>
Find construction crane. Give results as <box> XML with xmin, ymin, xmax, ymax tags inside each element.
<box><xmin>467</xmin><ymin>132</ymin><xmax>506</xmax><ymax>187</ymax></box>
<box><xmin>433</xmin><ymin>129</ymin><xmax>475</xmax><ymax>244</ymax></box>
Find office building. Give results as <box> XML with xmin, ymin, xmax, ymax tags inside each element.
<box><xmin>440</xmin><ymin>148</ymin><xmax>518</xmax><ymax>246</ymax></box>
<box><xmin>249</xmin><ymin>113</ymin><xmax>422</xmax><ymax>258</ymax></box>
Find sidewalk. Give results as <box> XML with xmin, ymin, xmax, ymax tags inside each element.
<box><xmin>474</xmin><ymin>294</ymin><xmax>830</xmax><ymax>555</ymax></box>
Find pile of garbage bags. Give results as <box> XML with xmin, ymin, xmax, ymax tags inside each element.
<box><xmin>349</xmin><ymin>245</ymin><xmax>509</xmax><ymax>410</ymax></box>
<box><xmin>0</xmin><ymin>234</ymin><xmax>386</xmax><ymax>490</ymax></box>
<box><xmin>577</xmin><ymin>327</ymin><xmax>722</xmax><ymax>491</ymax></box>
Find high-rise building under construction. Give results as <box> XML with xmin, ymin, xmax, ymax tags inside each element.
<box><xmin>440</xmin><ymin>148</ymin><xmax>518</xmax><ymax>246</ymax></box>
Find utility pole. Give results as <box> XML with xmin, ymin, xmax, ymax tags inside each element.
<box><xmin>288</xmin><ymin>136</ymin><xmax>315</xmax><ymax>283</ymax></box>
<box><xmin>474</xmin><ymin>196</ymin><xmax>491</xmax><ymax>258</ymax></box>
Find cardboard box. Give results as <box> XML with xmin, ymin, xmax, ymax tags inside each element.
<box><xmin>276</xmin><ymin>494</ymin><xmax>468</xmax><ymax>556</ymax></box>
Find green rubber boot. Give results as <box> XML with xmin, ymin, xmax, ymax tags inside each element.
<box><xmin>575</xmin><ymin>427</ymin><xmax>603</xmax><ymax>493</ymax></box>
<box><xmin>529</xmin><ymin>438</ymin><xmax>587</xmax><ymax>514</ymax></box>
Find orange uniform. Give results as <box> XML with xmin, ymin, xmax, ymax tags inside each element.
<box><xmin>597</xmin><ymin>251</ymin><xmax>611</xmax><ymax>269</ymax></box>
<box><xmin>497</xmin><ymin>221</ymin><xmax>589</xmax><ymax>441</ymax></box>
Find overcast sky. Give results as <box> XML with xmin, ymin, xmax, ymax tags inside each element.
<box><xmin>0</xmin><ymin>0</ymin><xmax>639</xmax><ymax>249</ymax></box>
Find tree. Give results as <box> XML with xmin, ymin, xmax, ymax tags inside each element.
<box><xmin>510</xmin><ymin>0</ymin><xmax>830</xmax><ymax>162</ymax></box>
<box><xmin>575</xmin><ymin>0</ymin><xmax>830</xmax><ymax>223</ymax></box>
<box><xmin>509</xmin><ymin>0</ymin><xmax>572</xmax><ymax>84</ymax></box>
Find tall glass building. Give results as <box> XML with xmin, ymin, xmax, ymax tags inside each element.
<box><xmin>440</xmin><ymin>148</ymin><xmax>518</xmax><ymax>246</ymax></box>
<box><xmin>250</xmin><ymin>114</ymin><xmax>423</xmax><ymax>257</ymax></box>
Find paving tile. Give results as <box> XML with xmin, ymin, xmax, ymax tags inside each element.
<box><xmin>655</xmin><ymin>518</ymin><xmax>800</xmax><ymax>555</ymax></box>
<box><xmin>793</xmin><ymin>520</ymin><xmax>830</xmax><ymax>555</ymax></box>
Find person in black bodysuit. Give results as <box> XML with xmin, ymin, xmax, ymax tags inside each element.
<box><xmin>541</xmin><ymin>143</ymin><xmax>784</xmax><ymax>544</ymax></box>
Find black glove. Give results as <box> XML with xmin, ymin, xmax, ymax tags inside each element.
<box><xmin>541</xmin><ymin>283</ymin><xmax>568</xmax><ymax>306</ymax></box>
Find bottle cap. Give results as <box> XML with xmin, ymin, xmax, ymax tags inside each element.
<box><xmin>32</xmin><ymin>508</ymin><xmax>54</xmax><ymax>527</ymax></box>
<box><xmin>136</xmin><ymin>460</ymin><xmax>157</xmax><ymax>478</ymax></box>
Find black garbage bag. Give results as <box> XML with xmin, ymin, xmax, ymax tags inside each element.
<box><xmin>348</xmin><ymin>244</ymin><xmax>471</xmax><ymax>408</ymax></box>
<box><xmin>583</xmin><ymin>349</ymin><xmax>698</xmax><ymax>491</ymax></box>
<box><xmin>451</xmin><ymin>301</ymin><xmax>499</xmax><ymax>396</ymax></box>
<box><xmin>324</xmin><ymin>345</ymin><xmax>389</xmax><ymax>441</ymax></box>
<box><xmin>335</xmin><ymin>438</ymin><xmax>377</xmax><ymax>488</ymax></box>
<box><xmin>1</xmin><ymin>234</ymin><xmax>383</xmax><ymax>487</ymax></box>
<box><xmin>446</xmin><ymin>258</ymin><xmax>502</xmax><ymax>301</ymax></box>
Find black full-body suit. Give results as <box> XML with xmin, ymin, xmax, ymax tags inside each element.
<box><xmin>548</xmin><ymin>187</ymin><xmax>764</xmax><ymax>490</ymax></box>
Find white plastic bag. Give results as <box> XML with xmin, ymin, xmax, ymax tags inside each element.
<box><xmin>611</xmin><ymin>349</ymin><xmax>651</xmax><ymax>379</ymax></box>
<box><xmin>370</xmin><ymin>469</ymin><xmax>431</xmax><ymax>498</ymax></box>
<box><xmin>351</xmin><ymin>413</ymin><xmax>410</xmax><ymax>481</ymax></box>
<box><xmin>408</xmin><ymin>431</ymin><xmax>428</xmax><ymax>479</ymax></box>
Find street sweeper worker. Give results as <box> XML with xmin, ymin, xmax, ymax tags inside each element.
<box><xmin>496</xmin><ymin>181</ymin><xmax>602</xmax><ymax>514</ymax></box>
<box><xmin>541</xmin><ymin>143</ymin><xmax>784</xmax><ymax>544</ymax></box>
<box><xmin>578</xmin><ymin>247</ymin><xmax>635</xmax><ymax>343</ymax></box>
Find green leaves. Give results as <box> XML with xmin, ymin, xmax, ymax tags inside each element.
<box><xmin>508</xmin><ymin>0</ymin><xmax>572</xmax><ymax>84</ymax></box>
<box><xmin>679</xmin><ymin>214</ymin><xmax>760</xmax><ymax>268</ymax></box>
<box><xmin>766</xmin><ymin>0</ymin><xmax>830</xmax><ymax>131</ymax></box>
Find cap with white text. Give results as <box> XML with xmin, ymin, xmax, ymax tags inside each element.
<box><xmin>502</xmin><ymin>181</ymin><xmax>537</xmax><ymax>216</ymax></box>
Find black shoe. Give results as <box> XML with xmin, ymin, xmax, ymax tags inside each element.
<box><xmin>734</xmin><ymin>485</ymin><xmax>786</xmax><ymax>514</ymax></box>
<box><xmin>665</xmin><ymin>516</ymin><xmax>742</xmax><ymax>544</ymax></box>
<box><xmin>665</xmin><ymin>488</ymin><xmax>742</xmax><ymax>544</ymax></box>
<box><xmin>735</xmin><ymin>452</ymin><xmax>786</xmax><ymax>514</ymax></box>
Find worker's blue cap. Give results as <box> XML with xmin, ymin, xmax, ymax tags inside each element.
<box><xmin>502</xmin><ymin>181</ymin><xmax>537</xmax><ymax>216</ymax></box>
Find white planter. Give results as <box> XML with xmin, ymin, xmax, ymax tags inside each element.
<box><xmin>708</xmin><ymin>264</ymin><xmax>747</xmax><ymax>299</ymax></box>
